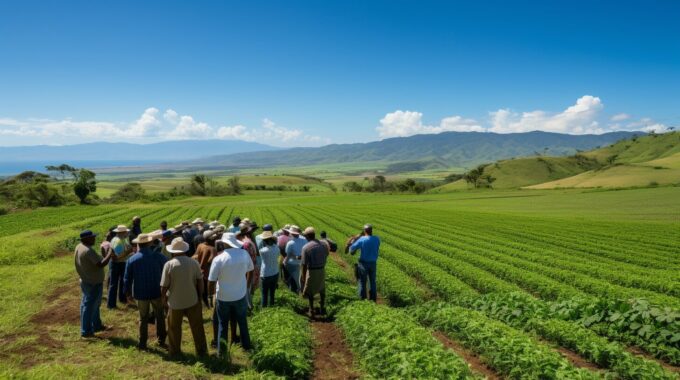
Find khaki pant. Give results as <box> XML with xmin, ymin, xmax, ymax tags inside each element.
<box><xmin>167</xmin><ymin>301</ymin><xmax>207</xmax><ymax>357</ymax></box>
<box><xmin>137</xmin><ymin>298</ymin><xmax>166</xmax><ymax>346</ymax></box>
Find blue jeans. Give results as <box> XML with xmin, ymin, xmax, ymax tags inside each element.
<box><xmin>80</xmin><ymin>281</ymin><xmax>103</xmax><ymax>336</ymax></box>
<box><xmin>216</xmin><ymin>296</ymin><xmax>251</xmax><ymax>355</ymax></box>
<box><xmin>358</xmin><ymin>261</ymin><xmax>377</xmax><ymax>302</ymax></box>
<box><xmin>261</xmin><ymin>274</ymin><xmax>278</xmax><ymax>307</ymax></box>
<box><xmin>107</xmin><ymin>261</ymin><xmax>126</xmax><ymax>308</ymax></box>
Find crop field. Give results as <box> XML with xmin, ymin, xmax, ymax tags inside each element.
<box><xmin>0</xmin><ymin>187</ymin><xmax>679</xmax><ymax>379</ymax></box>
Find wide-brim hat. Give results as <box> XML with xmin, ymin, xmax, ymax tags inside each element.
<box><xmin>303</xmin><ymin>226</ymin><xmax>315</xmax><ymax>236</ymax></box>
<box><xmin>166</xmin><ymin>237</ymin><xmax>189</xmax><ymax>254</ymax></box>
<box><xmin>203</xmin><ymin>230</ymin><xmax>216</xmax><ymax>239</ymax></box>
<box><xmin>150</xmin><ymin>229</ymin><xmax>164</xmax><ymax>240</ymax></box>
<box><xmin>289</xmin><ymin>225</ymin><xmax>301</xmax><ymax>235</ymax></box>
<box><xmin>132</xmin><ymin>233</ymin><xmax>154</xmax><ymax>244</ymax></box>
<box><xmin>174</xmin><ymin>223</ymin><xmax>186</xmax><ymax>230</ymax></box>
<box><xmin>192</xmin><ymin>218</ymin><xmax>204</xmax><ymax>225</ymax></box>
<box><xmin>113</xmin><ymin>224</ymin><xmax>130</xmax><ymax>233</ymax></box>
<box><xmin>261</xmin><ymin>230</ymin><xmax>275</xmax><ymax>240</ymax></box>
<box><xmin>221</xmin><ymin>232</ymin><xmax>243</xmax><ymax>249</ymax></box>
<box><xmin>79</xmin><ymin>230</ymin><xmax>97</xmax><ymax>239</ymax></box>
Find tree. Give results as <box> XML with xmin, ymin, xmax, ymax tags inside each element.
<box><xmin>372</xmin><ymin>175</ymin><xmax>388</xmax><ymax>192</ymax></box>
<box><xmin>190</xmin><ymin>174</ymin><xmax>209</xmax><ymax>196</ymax></box>
<box><xmin>73</xmin><ymin>169</ymin><xmax>97</xmax><ymax>204</ymax></box>
<box><xmin>342</xmin><ymin>181</ymin><xmax>363</xmax><ymax>192</ymax></box>
<box><xmin>45</xmin><ymin>164</ymin><xmax>76</xmax><ymax>181</ymax></box>
<box><xmin>109</xmin><ymin>182</ymin><xmax>146</xmax><ymax>202</ymax></box>
<box><xmin>227</xmin><ymin>176</ymin><xmax>242</xmax><ymax>195</ymax></box>
<box><xmin>463</xmin><ymin>165</ymin><xmax>486</xmax><ymax>188</ymax></box>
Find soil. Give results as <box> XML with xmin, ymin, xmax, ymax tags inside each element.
<box><xmin>311</xmin><ymin>321</ymin><xmax>360</xmax><ymax>380</ymax></box>
<box><xmin>627</xmin><ymin>346</ymin><xmax>680</xmax><ymax>373</ymax></box>
<box><xmin>433</xmin><ymin>331</ymin><xmax>501</xmax><ymax>380</ymax></box>
<box><xmin>29</xmin><ymin>283</ymin><xmax>81</xmax><ymax>326</ymax></box>
<box><xmin>554</xmin><ymin>346</ymin><xmax>602</xmax><ymax>371</ymax></box>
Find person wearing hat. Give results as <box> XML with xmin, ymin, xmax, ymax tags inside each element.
<box><xmin>277</xmin><ymin>224</ymin><xmax>292</xmax><ymax>283</ymax></box>
<box><xmin>228</xmin><ymin>216</ymin><xmax>241</xmax><ymax>234</ymax></box>
<box><xmin>255</xmin><ymin>224</ymin><xmax>274</xmax><ymax>250</ymax></box>
<box><xmin>237</xmin><ymin>221</ymin><xmax>260</xmax><ymax>310</ymax></box>
<box><xmin>208</xmin><ymin>233</ymin><xmax>254</xmax><ymax>354</ymax></box>
<box><xmin>160</xmin><ymin>237</ymin><xmax>208</xmax><ymax>358</ymax></box>
<box><xmin>182</xmin><ymin>220</ymin><xmax>199</xmax><ymax>257</ymax></box>
<box><xmin>258</xmin><ymin>230</ymin><xmax>280</xmax><ymax>307</ymax></box>
<box><xmin>284</xmin><ymin>225</ymin><xmax>306</xmax><ymax>293</ymax></box>
<box><xmin>300</xmin><ymin>227</ymin><xmax>329</xmax><ymax>317</ymax></box>
<box><xmin>123</xmin><ymin>233</ymin><xmax>168</xmax><ymax>350</ymax></box>
<box><xmin>194</xmin><ymin>230</ymin><xmax>217</xmax><ymax>308</ymax></box>
<box><xmin>159</xmin><ymin>229</ymin><xmax>175</xmax><ymax>260</ymax></box>
<box><xmin>349</xmin><ymin>224</ymin><xmax>381</xmax><ymax>302</ymax></box>
<box><xmin>74</xmin><ymin>230</ymin><xmax>115</xmax><ymax>338</ymax></box>
<box><xmin>108</xmin><ymin>224</ymin><xmax>132</xmax><ymax>309</ymax></box>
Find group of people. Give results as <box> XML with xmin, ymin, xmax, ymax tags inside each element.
<box><xmin>73</xmin><ymin>214</ymin><xmax>381</xmax><ymax>358</ymax></box>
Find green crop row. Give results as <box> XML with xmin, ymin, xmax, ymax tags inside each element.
<box><xmin>412</xmin><ymin>303</ymin><xmax>601</xmax><ymax>379</ymax></box>
<box><xmin>249</xmin><ymin>307</ymin><xmax>313</xmax><ymax>378</ymax></box>
<box><xmin>336</xmin><ymin>302</ymin><xmax>478</xmax><ymax>379</ymax></box>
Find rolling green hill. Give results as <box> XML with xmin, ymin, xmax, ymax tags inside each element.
<box><xmin>432</xmin><ymin>131</ymin><xmax>680</xmax><ymax>191</ymax></box>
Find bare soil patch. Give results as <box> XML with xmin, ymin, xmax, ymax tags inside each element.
<box><xmin>433</xmin><ymin>331</ymin><xmax>501</xmax><ymax>380</ymax></box>
<box><xmin>554</xmin><ymin>346</ymin><xmax>601</xmax><ymax>371</ymax></box>
<box><xmin>628</xmin><ymin>346</ymin><xmax>680</xmax><ymax>373</ymax></box>
<box><xmin>30</xmin><ymin>283</ymin><xmax>81</xmax><ymax>326</ymax></box>
<box><xmin>311</xmin><ymin>321</ymin><xmax>360</xmax><ymax>380</ymax></box>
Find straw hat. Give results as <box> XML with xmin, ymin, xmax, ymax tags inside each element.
<box><xmin>174</xmin><ymin>223</ymin><xmax>185</xmax><ymax>230</ymax></box>
<box><xmin>221</xmin><ymin>232</ymin><xmax>243</xmax><ymax>249</ymax></box>
<box><xmin>192</xmin><ymin>218</ymin><xmax>204</xmax><ymax>225</ymax></box>
<box><xmin>289</xmin><ymin>225</ymin><xmax>301</xmax><ymax>235</ymax></box>
<box><xmin>113</xmin><ymin>225</ymin><xmax>130</xmax><ymax>233</ymax></box>
<box><xmin>261</xmin><ymin>230</ymin><xmax>275</xmax><ymax>240</ymax></box>
<box><xmin>166</xmin><ymin>237</ymin><xmax>189</xmax><ymax>254</ymax></box>
<box><xmin>150</xmin><ymin>229</ymin><xmax>164</xmax><ymax>240</ymax></box>
<box><xmin>132</xmin><ymin>233</ymin><xmax>154</xmax><ymax>244</ymax></box>
<box><xmin>303</xmin><ymin>226</ymin><xmax>315</xmax><ymax>236</ymax></box>
<box><xmin>203</xmin><ymin>230</ymin><xmax>215</xmax><ymax>239</ymax></box>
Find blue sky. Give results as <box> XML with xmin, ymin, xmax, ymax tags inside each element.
<box><xmin>0</xmin><ymin>0</ymin><xmax>678</xmax><ymax>147</ymax></box>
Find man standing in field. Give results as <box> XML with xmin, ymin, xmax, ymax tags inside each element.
<box><xmin>277</xmin><ymin>224</ymin><xmax>292</xmax><ymax>283</ymax></box>
<box><xmin>349</xmin><ymin>224</ymin><xmax>380</xmax><ymax>302</ymax></box>
<box><xmin>123</xmin><ymin>233</ymin><xmax>167</xmax><ymax>349</ymax></box>
<box><xmin>161</xmin><ymin>237</ymin><xmax>208</xmax><ymax>358</ymax></box>
<box><xmin>228</xmin><ymin>216</ymin><xmax>241</xmax><ymax>234</ymax></box>
<box><xmin>130</xmin><ymin>216</ymin><xmax>142</xmax><ymax>243</ymax></box>
<box><xmin>300</xmin><ymin>227</ymin><xmax>329</xmax><ymax>317</ymax></box>
<box><xmin>284</xmin><ymin>225</ymin><xmax>306</xmax><ymax>293</ymax></box>
<box><xmin>108</xmin><ymin>225</ymin><xmax>132</xmax><ymax>309</ymax></box>
<box><xmin>74</xmin><ymin>230</ymin><xmax>115</xmax><ymax>338</ymax></box>
<box><xmin>209</xmin><ymin>232</ymin><xmax>254</xmax><ymax>355</ymax></box>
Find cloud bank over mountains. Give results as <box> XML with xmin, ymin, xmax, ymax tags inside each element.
<box><xmin>378</xmin><ymin>95</ymin><xmax>671</xmax><ymax>139</ymax></box>
<box><xmin>0</xmin><ymin>95</ymin><xmax>672</xmax><ymax>146</ymax></box>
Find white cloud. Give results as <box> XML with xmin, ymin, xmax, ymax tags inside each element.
<box><xmin>163</xmin><ymin>109</ymin><xmax>179</xmax><ymax>124</ymax></box>
<box><xmin>611</xmin><ymin>113</ymin><xmax>630</xmax><ymax>122</ymax></box>
<box><xmin>377</xmin><ymin>110</ymin><xmax>483</xmax><ymax>138</ymax></box>
<box><xmin>489</xmin><ymin>95</ymin><xmax>604</xmax><ymax>134</ymax></box>
<box><xmin>0</xmin><ymin>108</ymin><xmax>330</xmax><ymax>147</ymax></box>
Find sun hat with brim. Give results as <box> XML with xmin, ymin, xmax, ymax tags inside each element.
<box><xmin>203</xmin><ymin>230</ymin><xmax>215</xmax><ymax>239</ymax></box>
<box><xmin>192</xmin><ymin>218</ymin><xmax>204</xmax><ymax>225</ymax></box>
<box><xmin>303</xmin><ymin>226</ymin><xmax>315</xmax><ymax>236</ymax></box>
<box><xmin>174</xmin><ymin>223</ymin><xmax>186</xmax><ymax>230</ymax></box>
<box><xmin>80</xmin><ymin>230</ymin><xmax>97</xmax><ymax>239</ymax></box>
<box><xmin>113</xmin><ymin>225</ymin><xmax>130</xmax><ymax>233</ymax></box>
<box><xmin>166</xmin><ymin>237</ymin><xmax>189</xmax><ymax>254</ymax></box>
<box><xmin>150</xmin><ymin>229</ymin><xmax>164</xmax><ymax>239</ymax></box>
<box><xmin>261</xmin><ymin>230</ymin><xmax>275</xmax><ymax>240</ymax></box>
<box><xmin>132</xmin><ymin>233</ymin><xmax>155</xmax><ymax>244</ymax></box>
<box><xmin>221</xmin><ymin>233</ymin><xmax>243</xmax><ymax>249</ymax></box>
<box><xmin>209</xmin><ymin>220</ymin><xmax>219</xmax><ymax>227</ymax></box>
<box><xmin>290</xmin><ymin>225</ymin><xmax>302</xmax><ymax>235</ymax></box>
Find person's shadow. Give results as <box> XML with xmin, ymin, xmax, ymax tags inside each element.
<box><xmin>107</xmin><ymin>336</ymin><xmax>245</xmax><ymax>375</ymax></box>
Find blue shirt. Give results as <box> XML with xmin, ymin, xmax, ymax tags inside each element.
<box><xmin>123</xmin><ymin>247</ymin><xmax>167</xmax><ymax>300</ymax></box>
<box><xmin>350</xmin><ymin>235</ymin><xmax>380</xmax><ymax>263</ymax></box>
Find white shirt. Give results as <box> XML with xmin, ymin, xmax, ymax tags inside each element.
<box><xmin>208</xmin><ymin>247</ymin><xmax>254</xmax><ymax>302</ymax></box>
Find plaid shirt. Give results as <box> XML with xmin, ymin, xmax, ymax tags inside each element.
<box><xmin>123</xmin><ymin>247</ymin><xmax>167</xmax><ymax>300</ymax></box>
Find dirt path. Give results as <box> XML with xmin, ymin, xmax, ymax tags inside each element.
<box><xmin>311</xmin><ymin>320</ymin><xmax>360</xmax><ymax>380</ymax></box>
<box><xmin>433</xmin><ymin>331</ymin><xmax>501</xmax><ymax>380</ymax></box>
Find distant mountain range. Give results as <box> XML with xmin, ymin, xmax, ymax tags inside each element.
<box><xmin>0</xmin><ymin>131</ymin><xmax>641</xmax><ymax>175</ymax></box>
<box><xmin>192</xmin><ymin>131</ymin><xmax>640</xmax><ymax>171</ymax></box>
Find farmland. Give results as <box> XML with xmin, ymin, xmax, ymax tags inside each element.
<box><xmin>0</xmin><ymin>187</ymin><xmax>679</xmax><ymax>379</ymax></box>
